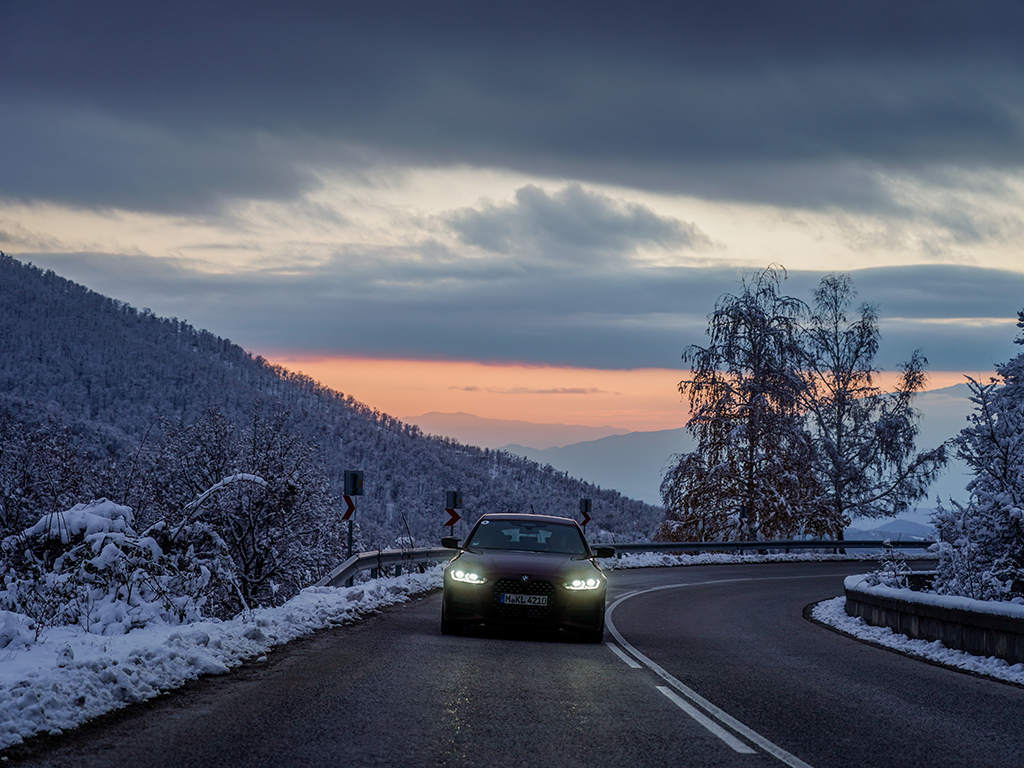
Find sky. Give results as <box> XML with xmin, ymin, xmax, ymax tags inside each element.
<box><xmin>3</xmin><ymin>1</ymin><xmax>1024</xmax><ymax>432</ymax></box>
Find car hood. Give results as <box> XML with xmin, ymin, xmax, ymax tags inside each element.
<box><xmin>454</xmin><ymin>550</ymin><xmax>600</xmax><ymax>581</ymax></box>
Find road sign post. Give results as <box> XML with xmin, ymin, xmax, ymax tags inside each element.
<box><xmin>580</xmin><ymin>498</ymin><xmax>592</xmax><ymax>528</ymax></box>
<box><xmin>343</xmin><ymin>471</ymin><xmax>364</xmax><ymax>580</ymax></box>
<box><xmin>445</xmin><ymin>490</ymin><xmax>463</xmax><ymax>529</ymax></box>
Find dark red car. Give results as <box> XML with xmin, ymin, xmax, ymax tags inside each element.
<box><xmin>440</xmin><ymin>513</ymin><xmax>614</xmax><ymax>642</ymax></box>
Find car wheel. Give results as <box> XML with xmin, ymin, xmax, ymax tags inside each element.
<box><xmin>440</xmin><ymin>601</ymin><xmax>463</xmax><ymax>636</ymax></box>
<box><xmin>580</xmin><ymin>620</ymin><xmax>605</xmax><ymax>644</ymax></box>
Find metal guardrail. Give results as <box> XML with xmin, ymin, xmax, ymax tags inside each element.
<box><xmin>316</xmin><ymin>546</ymin><xmax>454</xmax><ymax>588</ymax></box>
<box><xmin>315</xmin><ymin>538</ymin><xmax>934</xmax><ymax>588</ymax></box>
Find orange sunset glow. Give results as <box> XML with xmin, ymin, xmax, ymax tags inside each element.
<box><xmin>263</xmin><ymin>355</ymin><xmax>980</xmax><ymax>433</ymax></box>
<box><xmin>266</xmin><ymin>356</ymin><xmax>692</xmax><ymax>431</ymax></box>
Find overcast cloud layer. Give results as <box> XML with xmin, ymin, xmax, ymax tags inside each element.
<box><xmin>22</xmin><ymin>250</ymin><xmax>1024</xmax><ymax>373</ymax></box>
<box><xmin>4</xmin><ymin>1</ymin><xmax>1024</xmax><ymax>213</ymax></box>
<box><xmin>3</xmin><ymin>1</ymin><xmax>1024</xmax><ymax>375</ymax></box>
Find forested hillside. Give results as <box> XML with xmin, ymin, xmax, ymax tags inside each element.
<box><xmin>0</xmin><ymin>254</ymin><xmax>661</xmax><ymax>556</ymax></box>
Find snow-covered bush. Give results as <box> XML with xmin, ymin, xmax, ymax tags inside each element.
<box><xmin>865</xmin><ymin>542</ymin><xmax>912</xmax><ymax>589</ymax></box>
<box><xmin>0</xmin><ymin>499</ymin><xmax>208</xmax><ymax>641</ymax></box>
<box><xmin>932</xmin><ymin>311</ymin><xmax>1024</xmax><ymax>602</ymax></box>
<box><xmin>0</xmin><ymin>609</ymin><xmax>35</xmax><ymax>649</ymax></box>
<box><xmin>142</xmin><ymin>406</ymin><xmax>347</xmax><ymax>618</ymax></box>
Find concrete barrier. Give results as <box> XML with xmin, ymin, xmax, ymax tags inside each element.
<box><xmin>844</xmin><ymin>575</ymin><xmax>1024</xmax><ymax>665</ymax></box>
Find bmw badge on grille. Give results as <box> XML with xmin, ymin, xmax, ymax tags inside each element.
<box><xmin>520</xmin><ymin>575</ymin><xmax>530</xmax><ymax>582</ymax></box>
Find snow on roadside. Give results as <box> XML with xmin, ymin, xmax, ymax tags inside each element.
<box><xmin>812</xmin><ymin>595</ymin><xmax>1024</xmax><ymax>687</ymax></box>
<box><xmin>607</xmin><ymin>549</ymin><xmax>935</xmax><ymax>570</ymax></box>
<box><xmin>0</xmin><ymin>565</ymin><xmax>444</xmax><ymax>750</ymax></box>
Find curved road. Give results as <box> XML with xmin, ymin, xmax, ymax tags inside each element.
<box><xmin>5</xmin><ymin>562</ymin><xmax>1023</xmax><ymax>767</ymax></box>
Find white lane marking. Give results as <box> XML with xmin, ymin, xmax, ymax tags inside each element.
<box><xmin>656</xmin><ymin>686</ymin><xmax>757</xmax><ymax>754</ymax></box>
<box><xmin>607</xmin><ymin>577</ymin><xmax>823</xmax><ymax>768</ymax></box>
<box><xmin>606</xmin><ymin>642</ymin><xmax>642</xmax><ymax>668</ymax></box>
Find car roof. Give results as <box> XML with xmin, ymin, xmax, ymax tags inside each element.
<box><xmin>474</xmin><ymin>512</ymin><xmax>581</xmax><ymax>527</ymax></box>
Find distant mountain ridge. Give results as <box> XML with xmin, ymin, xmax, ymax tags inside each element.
<box><xmin>845</xmin><ymin>519</ymin><xmax>935</xmax><ymax>541</ymax></box>
<box><xmin>0</xmin><ymin>254</ymin><xmax>663</xmax><ymax>545</ymax></box>
<box><xmin>494</xmin><ymin>383</ymin><xmax>976</xmax><ymax>512</ymax></box>
<box><xmin>503</xmin><ymin>428</ymin><xmax>695</xmax><ymax>505</ymax></box>
<box><xmin>405</xmin><ymin>411</ymin><xmax>630</xmax><ymax>450</ymax></box>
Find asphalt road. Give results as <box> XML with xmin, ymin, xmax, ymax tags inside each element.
<box><xmin>5</xmin><ymin>562</ymin><xmax>1024</xmax><ymax>768</ymax></box>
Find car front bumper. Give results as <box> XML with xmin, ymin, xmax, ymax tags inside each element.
<box><xmin>443</xmin><ymin>574</ymin><xmax>606</xmax><ymax>631</ymax></box>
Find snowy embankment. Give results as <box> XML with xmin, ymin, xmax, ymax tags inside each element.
<box><xmin>0</xmin><ymin>566</ymin><xmax>443</xmax><ymax>750</ymax></box>
<box><xmin>606</xmin><ymin>549</ymin><xmax>935</xmax><ymax>570</ymax></box>
<box><xmin>812</xmin><ymin>577</ymin><xmax>1024</xmax><ymax>687</ymax></box>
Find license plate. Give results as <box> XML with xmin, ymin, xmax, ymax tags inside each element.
<box><xmin>500</xmin><ymin>593</ymin><xmax>548</xmax><ymax>606</ymax></box>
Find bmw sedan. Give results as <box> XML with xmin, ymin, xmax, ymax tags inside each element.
<box><xmin>440</xmin><ymin>513</ymin><xmax>615</xmax><ymax>642</ymax></box>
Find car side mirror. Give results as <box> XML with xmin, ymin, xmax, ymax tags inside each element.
<box><xmin>593</xmin><ymin>546</ymin><xmax>615</xmax><ymax>558</ymax></box>
<box><xmin>441</xmin><ymin>536</ymin><xmax>461</xmax><ymax>549</ymax></box>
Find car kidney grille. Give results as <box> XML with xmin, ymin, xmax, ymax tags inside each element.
<box><xmin>493</xmin><ymin>578</ymin><xmax>556</xmax><ymax>619</ymax></box>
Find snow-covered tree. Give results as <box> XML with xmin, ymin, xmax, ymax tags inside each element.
<box><xmin>143</xmin><ymin>405</ymin><xmax>345</xmax><ymax>616</ymax></box>
<box><xmin>800</xmin><ymin>274</ymin><xmax>946</xmax><ymax>537</ymax></box>
<box><xmin>656</xmin><ymin>452</ymin><xmax>736</xmax><ymax>541</ymax></box>
<box><xmin>933</xmin><ymin>310</ymin><xmax>1024</xmax><ymax>601</ymax></box>
<box><xmin>0</xmin><ymin>412</ymin><xmax>119</xmax><ymax>538</ymax></box>
<box><xmin>0</xmin><ymin>499</ymin><xmax>208</xmax><ymax>635</ymax></box>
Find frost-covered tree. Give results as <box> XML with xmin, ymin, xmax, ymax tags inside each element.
<box><xmin>143</xmin><ymin>405</ymin><xmax>345</xmax><ymax>616</ymax></box>
<box><xmin>0</xmin><ymin>411</ymin><xmax>120</xmax><ymax>538</ymax></box>
<box><xmin>800</xmin><ymin>274</ymin><xmax>946</xmax><ymax>538</ymax></box>
<box><xmin>933</xmin><ymin>310</ymin><xmax>1024</xmax><ymax>601</ymax></box>
<box><xmin>660</xmin><ymin>267</ymin><xmax>818</xmax><ymax>540</ymax></box>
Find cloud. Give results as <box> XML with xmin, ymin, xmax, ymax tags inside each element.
<box><xmin>0</xmin><ymin>103</ymin><xmax>333</xmax><ymax>214</ymax></box>
<box><xmin>3</xmin><ymin>2</ymin><xmax>1024</xmax><ymax>215</ymax></box>
<box><xmin>450</xmin><ymin>385</ymin><xmax>610</xmax><ymax>396</ymax></box>
<box><xmin>17</xmin><ymin>250</ymin><xmax>1024</xmax><ymax>375</ymax></box>
<box><xmin>446</xmin><ymin>184</ymin><xmax>710</xmax><ymax>266</ymax></box>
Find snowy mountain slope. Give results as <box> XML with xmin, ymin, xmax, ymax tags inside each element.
<box><xmin>0</xmin><ymin>255</ymin><xmax>663</xmax><ymax>546</ymax></box>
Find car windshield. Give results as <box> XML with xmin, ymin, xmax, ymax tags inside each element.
<box><xmin>467</xmin><ymin>520</ymin><xmax>588</xmax><ymax>555</ymax></box>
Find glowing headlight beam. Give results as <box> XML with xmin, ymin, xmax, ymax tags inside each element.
<box><xmin>449</xmin><ymin>568</ymin><xmax>487</xmax><ymax>585</ymax></box>
<box><xmin>564</xmin><ymin>576</ymin><xmax>603</xmax><ymax>591</ymax></box>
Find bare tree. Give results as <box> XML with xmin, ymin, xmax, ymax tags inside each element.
<box><xmin>800</xmin><ymin>274</ymin><xmax>946</xmax><ymax>537</ymax></box>
<box><xmin>661</xmin><ymin>267</ymin><xmax>818</xmax><ymax>540</ymax></box>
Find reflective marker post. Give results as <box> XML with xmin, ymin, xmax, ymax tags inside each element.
<box><xmin>580</xmin><ymin>498</ymin><xmax>592</xmax><ymax>530</ymax></box>
<box><xmin>344</xmin><ymin>470</ymin><xmax>364</xmax><ymax>586</ymax></box>
<box><xmin>445</xmin><ymin>490</ymin><xmax>463</xmax><ymax>532</ymax></box>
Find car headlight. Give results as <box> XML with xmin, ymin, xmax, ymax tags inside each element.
<box><xmin>449</xmin><ymin>568</ymin><xmax>488</xmax><ymax>585</ymax></box>
<box><xmin>564</xmin><ymin>576</ymin><xmax>604</xmax><ymax>591</ymax></box>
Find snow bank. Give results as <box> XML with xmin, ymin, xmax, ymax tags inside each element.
<box><xmin>0</xmin><ymin>566</ymin><xmax>443</xmax><ymax>749</ymax></box>
<box><xmin>843</xmin><ymin>574</ymin><xmax>1024</xmax><ymax>620</ymax></box>
<box><xmin>813</xmin><ymin>596</ymin><xmax>1024</xmax><ymax>686</ymax></box>
<box><xmin>607</xmin><ymin>549</ymin><xmax>934</xmax><ymax>570</ymax></box>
